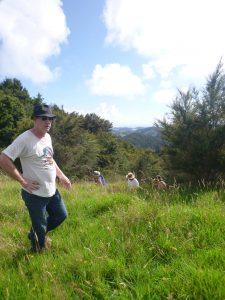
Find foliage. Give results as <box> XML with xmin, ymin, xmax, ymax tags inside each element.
<box><xmin>0</xmin><ymin>78</ymin><xmax>37</xmax><ymax>118</ymax></box>
<box><xmin>134</xmin><ymin>149</ymin><xmax>165</xmax><ymax>183</ymax></box>
<box><xmin>96</xmin><ymin>132</ymin><xmax>122</xmax><ymax>171</ymax></box>
<box><xmin>0</xmin><ymin>78</ymin><xmax>31</xmax><ymax>103</ymax></box>
<box><xmin>157</xmin><ymin>61</ymin><xmax>225</xmax><ymax>182</ymax></box>
<box><xmin>0</xmin><ymin>93</ymin><xmax>28</xmax><ymax>147</ymax></box>
<box><xmin>82</xmin><ymin>113</ymin><xmax>112</xmax><ymax>134</ymax></box>
<box><xmin>51</xmin><ymin>107</ymin><xmax>100</xmax><ymax>178</ymax></box>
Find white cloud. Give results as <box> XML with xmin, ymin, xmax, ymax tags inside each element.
<box><xmin>142</xmin><ymin>63</ymin><xmax>155</xmax><ymax>80</ymax></box>
<box><xmin>154</xmin><ymin>89</ymin><xmax>176</xmax><ymax>104</ymax></box>
<box><xmin>95</xmin><ymin>102</ymin><xmax>154</xmax><ymax>127</ymax></box>
<box><xmin>0</xmin><ymin>0</ymin><xmax>70</xmax><ymax>83</ymax></box>
<box><xmin>160</xmin><ymin>80</ymin><xmax>172</xmax><ymax>89</ymax></box>
<box><xmin>86</xmin><ymin>63</ymin><xmax>146</xmax><ymax>97</ymax></box>
<box><xmin>103</xmin><ymin>0</ymin><xmax>225</xmax><ymax>82</ymax></box>
<box><xmin>96</xmin><ymin>102</ymin><xmax>121</xmax><ymax>122</ymax></box>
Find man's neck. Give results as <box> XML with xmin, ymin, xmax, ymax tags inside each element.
<box><xmin>30</xmin><ymin>128</ymin><xmax>46</xmax><ymax>139</ymax></box>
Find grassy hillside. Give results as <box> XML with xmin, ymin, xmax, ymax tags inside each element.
<box><xmin>0</xmin><ymin>176</ymin><xmax>225</xmax><ymax>299</ymax></box>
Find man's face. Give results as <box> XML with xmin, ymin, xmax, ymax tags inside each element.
<box><xmin>34</xmin><ymin>116</ymin><xmax>54</xmax><ymax>132</ymax></box>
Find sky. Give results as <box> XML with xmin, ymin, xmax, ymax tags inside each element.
<box><xmin>0</xmin><ymin>0</ymin><xmax>225</xmax><ymax>127</ymax></box>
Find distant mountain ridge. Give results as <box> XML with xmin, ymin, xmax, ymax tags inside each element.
<box><xmin>113</xmin><ymin>126</ymin><xmax>163</xmax><ymax>152</ymax></box>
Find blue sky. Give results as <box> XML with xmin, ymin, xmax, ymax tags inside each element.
<box><xmin>0</xmin><ymin>0</ymin><xmax>225</xmax><ymax>127</ymax></box>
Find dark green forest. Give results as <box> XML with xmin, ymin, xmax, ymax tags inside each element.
<box><xmin>0</xmin><ymin>61</ymin><xmax>225</xmax><ymax>185</ymax></box>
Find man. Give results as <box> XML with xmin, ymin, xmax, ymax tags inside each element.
<box><xmin>0</xmin><ymin>104</ymin><xmax>71</xmax><ymax>252</ymax></box>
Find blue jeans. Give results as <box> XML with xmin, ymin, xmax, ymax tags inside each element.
<box><xmin>21</xmin><ymin>189</ymin><xmax>68</xmax><ymax>251</ymax></box>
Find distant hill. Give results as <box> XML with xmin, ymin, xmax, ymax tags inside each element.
<box><xmin>112</xmin><ymin>127</ymin><xmax>163</xmax><ymax>152</ymax></box>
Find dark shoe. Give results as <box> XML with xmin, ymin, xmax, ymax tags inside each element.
<box><xmin>29</xmin><ymin>247</ymin><xmax>46</xmax><ymax>254</ymax></box>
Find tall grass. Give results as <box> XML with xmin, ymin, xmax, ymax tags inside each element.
<box><xmin>0</xmin><ymin>176</ymin><xmax>224</xmax><ymax>299</ymax></box>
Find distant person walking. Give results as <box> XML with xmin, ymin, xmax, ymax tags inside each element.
<box><xmin>93</xmin><ymin>171</ymin><xmax>106</xmax><ymax>186</ymax></box>
<box><xmin>154</xmin><ymin>175</ymin><xmax>167</xmax><ymax>190</ymax></box>
<box><xmin>126</xmin><ymin>172</ymin><xmax>139</xmax><ymax>188</ymax></box>
<box><xmin>0</xmin><ymin>104</ymin><xmax>71</xmax><ymax>252</ymax></box>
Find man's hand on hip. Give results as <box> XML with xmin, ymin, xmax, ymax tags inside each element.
<box><xmin>21</xmin><ymin>178</ymin><xmax>40</xmax><ymax>193</ymax></box>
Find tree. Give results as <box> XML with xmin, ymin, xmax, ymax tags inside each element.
<box><xmin>0</xmin><ymin>78</ymin><xmax>40</xmax><ymax>119</ymax></box>
<box><xmin>82</xmin><ymin>113</ymin><xmax>112</xmax><ymax>134</ymax></box>
<box><xmin>0</xmin><ymin>93</ymin><xmax>29</xmax><ymax>147</ymax></box>
<box><xmin>134</xmin><ymin>149</ymin><xmax>164</xmax><ymax>183</ymax></box>
<box><xmin>157</xmin><ymin>62</ymin><xmax>225</xmax><ymax>182</ymax></box>
<box><xmin>51</xmin><ymin>107</ymin><xmax>100</xmax><ymax>178</ymax></box>
<box><xmin>0</xmin><ymin>78</ymin><xmax>31</xmax><ymax>104</ymax></box>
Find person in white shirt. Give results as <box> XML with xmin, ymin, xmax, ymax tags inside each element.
<box><xmin>0</xmin><ymin>104</ymin><xmax>71</xmax><ymax>252</ymax></box>
<box><xmin>126</xmin><ymin>172</ymin><xmax>139</xmax><ymax>188</ymax></box>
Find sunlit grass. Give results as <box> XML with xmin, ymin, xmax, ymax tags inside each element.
<box><xmin>0</xmin><ymin>176</ymin><xmax>224</xmax><ymax>299</ymax></box>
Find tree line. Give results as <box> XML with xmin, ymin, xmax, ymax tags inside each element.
<box><xmin>0</xmin><ymin>61</ymin><xmax>225</xmax><ymax>185</ymax></box>
<box><xmin>0</xmin><ymin>78</ymin><xmax>162</xmax><ymax>182</ymax></box>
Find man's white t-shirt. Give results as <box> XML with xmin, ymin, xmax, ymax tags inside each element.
<box><xmin>3</xmin><ymin>130</ymin><xmax>56</xmax><ymax>197</ymax></box>
<box><xmin>127</xmin><ymin>178</ymin><xmax>139</xmax><ymax>188</ymax></box>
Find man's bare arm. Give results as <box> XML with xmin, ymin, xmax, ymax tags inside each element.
<box><xmin>54</xmin><ymin>160</ymin><xmax>71</xmax><ymax>189</ymax></box>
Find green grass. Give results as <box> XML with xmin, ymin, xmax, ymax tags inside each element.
<box><xmin>0</xmin><ymin>176</ymin><xmax>225</xmax><ymax>299</ymax></box>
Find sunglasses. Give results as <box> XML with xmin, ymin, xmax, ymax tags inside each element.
<box><xmin>40</xmin><ymin>116</ymin><xmax>55</xmax><ymax>121</ymax></box>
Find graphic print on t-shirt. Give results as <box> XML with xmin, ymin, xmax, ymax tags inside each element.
<box><xmin>41</xmin><ymin>146</ymin><xmax>54</xmax><ymax>168</ymax></box>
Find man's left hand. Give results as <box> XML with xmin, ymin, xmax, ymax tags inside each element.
<box><xmin>59</xmin><ymin>175</ymin><xmax>71</xmax><ymax>189</ymax></box>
